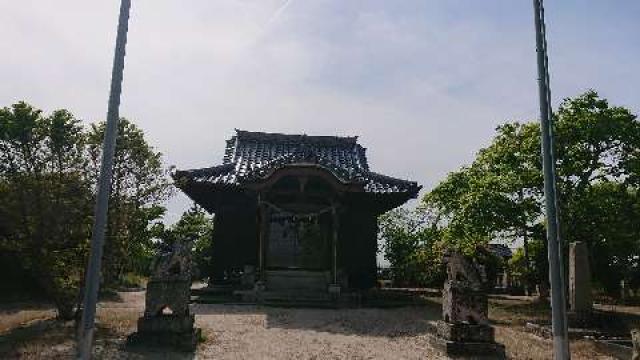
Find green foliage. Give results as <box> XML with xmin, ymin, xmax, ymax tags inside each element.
<box><xmin>157</xmin><ymin>205</ymin><xmax>214</xmax><ymax>280</ymax></box>
<box><xmin>424</xmin><ymin>121</ymin><xmax>543</xmax><ymax>247</ymax></box>
<box><xmin>119</xmin><ymin>272</ymin><xmax>146</xmax><ymax>289</ymax></box>
<box><xmin>0</xmin><ymin>102</ymin><xmax>173</xmax><ymax>317</ymax></box>
<box><xmin>0</xmin><ymin>102</ymin><xmax>92</xmax><ymax>319</ymax></box>
<box><xmin>508</xmin><ymin>237</ymin><xmax>547</xmax><ymax>290</ymax></box>
<box><xmin>378</xmin><ymin>208</ymin><xmax>445</xmax><ymax>287</ymax></box>
<box><xmin>423</xmin><ymin>91</ymin><xmax>640</xmax><ymax>296</ymax></box>
<box><xmin>86</xmin><ymin>119</ymin><xmax>172</xmax><ymax>285</ymax></box>
<box><xmin>565</xmin><ymin>182</ymin><xmax>640</xmax><ymax>293</ymax></box>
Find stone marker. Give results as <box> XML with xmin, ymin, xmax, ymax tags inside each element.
<box><xmin>431</xmin><ymin>248</ymin><xmax>505</xmax><ymax>358</ymax></box>
<box><xmin>569</xmin><ymin>241</ymin><xmax>592</xmax><ymax>314</ymax></box>
<box><xmin>632</xmin><ymin>329</ymin><xmax>640</xmax><ymax>360</ymax></box>
<box><xmin>128</xmin><ymin>240</ymin><xmax>200</xmax><ymax>351</ymax></box>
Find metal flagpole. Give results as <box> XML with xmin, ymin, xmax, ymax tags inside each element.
<box><xmin>77</xmin><ymin>0</ymin><xmax>132</xmax><ymax>358</ymax></box>
<box><xmin>540</xmin><ymin>1</ymin><xmax>571</xmax><ymax>348</ymax></box>
<box><xmin>532</xmin><ymin>0</ymin><xmax>570</xmax><ymax>359</ymax></box>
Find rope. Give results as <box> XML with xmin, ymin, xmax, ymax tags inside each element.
<box><xmin>260</xmin><ymin>200</ymin><xmax>335</xmax><ymax>219</ymax></box>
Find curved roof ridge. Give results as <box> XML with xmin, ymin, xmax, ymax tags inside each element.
<box><xmin>175</xmin><ymin>129</ymin><xmax>420</xmax><ymax>199</ymax></box>
<box><xmin>234</xmin><ymin>129</ymin><xmax>359</xmax><ymax>146</ymax></box>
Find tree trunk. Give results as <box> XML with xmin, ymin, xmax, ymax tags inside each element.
<box><xmin>523</xmin><ymin>231</ymin><xmax>531</xmax><ymax>296</ymax></box>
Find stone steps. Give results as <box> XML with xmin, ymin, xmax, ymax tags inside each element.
<box><xmin>265</xmin><ymin>270</ymin><xmax>330</xmax><ymax>293</ymax></box>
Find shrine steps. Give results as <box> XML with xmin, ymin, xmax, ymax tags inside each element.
<box><xmin>191</xmin><ymin>287</ymin><xmax>338</xmax><ymax>307</ymax></box>
<box><xmin>265</xmin><ymin>270</ymin><xmax>331</xmax><ymax>293</ymax></box>
<box><xmin>260</xmin><ymin>290</ymin><xmax>335</xmax><ymax>308</ymax></box>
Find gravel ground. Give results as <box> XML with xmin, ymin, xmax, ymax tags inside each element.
<box><xmin>192</xmin><ymin>304</ymin><xmax>445</xmax><ymax>360</ymax></box>
<box><xmin>0</xmin><ymin>291</ymin><xmax>623</xmax><ymax>359</ymax></box>
<box><xmin>0</xmin><ymin>292</ymin><xmax>446</xmax><ymax>359</ymax></box>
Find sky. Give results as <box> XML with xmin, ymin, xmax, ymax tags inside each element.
<box><xmin>2</xmin><ymin>0</ymin><xmax>639</xmax><ymax>224</ymax></box>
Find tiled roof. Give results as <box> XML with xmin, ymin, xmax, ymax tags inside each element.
<box><xmin>488</xmin><ymin>244</ymin><xmax>513</xmax><ymax>258</ymax></box>
<box><xmin>175</xmin><ymin>130</ymin><xmax>420</xmax><ymax>195</ymax></box>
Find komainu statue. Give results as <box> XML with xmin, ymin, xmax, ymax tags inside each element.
<box><xmin>441</xmin><ymin>249</ymin><xmax>488</xmax><ymax>325</ymax></box>
<box><xmin>128</xmin><ymin>239</ymin><xmax>200</xmax><ymax>352</ymax></box>
<box><xmin>430</xmin><ymin>247</ymin><xmax>505</xmax><ymax>358</ymax></box>
<box><xmin>144</xmin><ymin>241</ymin><xmax>193</xmax><ymax>317</ymax></box>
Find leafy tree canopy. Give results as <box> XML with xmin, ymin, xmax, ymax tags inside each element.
<box><xmin>0</xmin><ymin>102</ymin><xmax>173</xmax><ymax>317</ymax></box>
<box><xmin>422</xmin><ymin>91</ymin><xmax>640</xmax><ymax>294</ymax></box>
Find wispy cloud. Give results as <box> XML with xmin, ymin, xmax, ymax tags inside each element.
<box><xmin>1</xmin><ymin>1</ymin><xmax>638</xmax><ymax>223</ymax></box>
<box><xmin>265</xmin><ymin>0</ymin><xmax>294</xmax><ymax>29</ymax></box>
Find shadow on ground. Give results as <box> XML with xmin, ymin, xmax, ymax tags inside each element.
<box><xmin>0</xmin><ymin>301</ymin><xmax>54</xmax><ymax>316</ymax></box>
<box><xmin>191</xmin><ymin>297</ymin><xmax>442</xmax><ymax>338</ymax></box>
<box><xmin>124</xmin><ymin>344</ymin><xmax>197</xmax><ymax>359</ymax></box>
<box><xmin>0</xmin><ymin>318</ymin><xmax>64</xmax><ymax>354</ymax></box>
<box><xmin>489</xmin><ymin>296</ymin><xmax>552</xmax><ymax>325</ymax></box>
<box><xmin>0</xmin><ymin>315</ymin><xmax>199</xmax><ymax>359</ymax></box>
<box><xmin>490</xmin><ymin>295</ymin><xmax>640</xmax><ymax>337</ymax></box>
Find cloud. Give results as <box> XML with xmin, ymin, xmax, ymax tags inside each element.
<box><xmin>1</xmin><ymin>0</ymin><xmax>638</xmax><ymax>224</ymax></box>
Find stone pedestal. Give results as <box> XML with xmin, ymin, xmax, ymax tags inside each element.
<box><xmin>144</xmin><ymin>279</ymin><xmax>191</xmax><ymax>315</ymax></box>
<box><xmin>442</xmin><ymin>281</ymin><xmax>488</xmax><ymax>324</ymax></box>
<box><xmin>437</xmin><ymin>321</ymin><xmax>495</xmax><ymax>343</ymax></box>
<box><xmin>430</xmin><ymin>250</ymin><xmax>505</xmax><ymax>358</ymax></box>
<box><xmin>128</xmin><ymin>314</ymin><xmax>201</xmax><ymax>352</ymax></box>
<box><xmin>431</xmin><ymin>321</ymin><xmax>505</xmax><ymax>358</ymax></box>
<box><xmin>128</xmin><ymin>279</ymin><xmax>200</xmax><ymax>352</ymax></box>
<box><xmin>127</xmin><ymin>240</ymin><xmax>200</xmax><ymax>352</ymax></box>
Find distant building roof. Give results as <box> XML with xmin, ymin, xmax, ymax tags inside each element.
<box><xmin>488</xmin><ymin>244</ymin><xmax>513</xmax><ymax>258</ymax></box>
<box><xmin>175</xmin><ymin>130</ymin><xmax>421</xmax><ymax>196</ymax></box>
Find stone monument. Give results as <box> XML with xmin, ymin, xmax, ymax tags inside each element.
<box><xmin>569</xmin><ymin>241</ymin><xmax>592</xmax><ymax>314</ymax></box>
<box><xmin>431</xmin><ymin>249</ymin><xmax>505</xmax><ymax>358</ymax></box>
<box><xmin>128</xmin><ymin>240</ymin><xmax>200</xmax><ymax>351</ymax></box>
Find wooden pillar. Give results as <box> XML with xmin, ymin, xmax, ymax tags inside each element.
<box><xmin>257</xmin><ymin>194</ymin><xmax>266</xmax><ymax>283</ymax></box>
<box><xmin>331</xmin><ymin>206</ymin><xmax>339</xmax><ymax>285</ymax></box>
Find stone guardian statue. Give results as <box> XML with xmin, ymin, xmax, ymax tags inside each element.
<box><xmin>430</xmin><ymin>248</ymin><xmax>505</xmax><ymax>358</ymax></box>
<box><xmin>128</xmin><ymin>238</ymin><xmax>201</xmax><ymax>351</ymax></box>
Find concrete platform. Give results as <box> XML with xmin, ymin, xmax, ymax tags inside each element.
<box><xmin>127</xmin><ymin>315</ymin><xmax>201</xmax><ymax>352</ymax></box>
<box><xmin>430</xmin><ymin>335</ymin><xmax>505</xmax><ymax>358</ymax></box>
<box><xmin>430</xmin><ymin>321</ymin><xmax>505</xmax><ymax>359</ymax></box>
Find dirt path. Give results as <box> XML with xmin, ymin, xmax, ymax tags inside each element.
<box><xmin>193</xmin><ymin>304</ymin><xmax>444</xmax><ymax>359</ymax></box>
<box><xmin>1</xmin><ymin>292</ymin><xmax>445</xmax><ymax>359</ymax></box>
<box><xmin>0</xmin><ymin>291</ymin><xmax>627</xmax><ymax>359</ymax></box>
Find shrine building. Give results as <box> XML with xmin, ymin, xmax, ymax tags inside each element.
<box><xmin>173</xmin><ymin>130</ymin><xmax>420</xmax><ymax>296</ymax></box>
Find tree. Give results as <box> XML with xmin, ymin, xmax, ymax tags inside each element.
<box><xmin>0</xmin><ymin>102</ymin><xmax>175</xmax><ymax>317</ymax></box>
<box><xmin>507</xmin><ymin>224</ymin><xmax>548</xmax><ymax>295</ymax></box>
<box><xmin>0</xmin><ymin>102</ymin><xmax>92</xmax><ymax>319</ymax></box>
<box><xmin>423</xmin><ymin>91</ymin><xmax>640</xmax><ymax>296</ymax></box>
<box><xmin>378</xmin><ymin>208</ymin><xmax>444</xmax><ymax>287</ymax></box>
<box><xmin>86</xmin><ymin>119</ymin><xmax>173</xmax><ymax>286</ymax></box>
<box><xmin>156</xmin><ymin>205</ymin><xmax>213</xmax><ymax>280</ymax></box>
<box><xmin>552</xmin><ymin>92</ymin><xmax>640</xmax><ymax>293</ymax></box>
<box><xmin>565</xmin><ymin>182</ymin><xmax>640</xmax><ymax>293</ymax></box>
<box><xmin>425</xmin><ymin>121</ymin><xmax>545</xmax><ymax>293</ymax></box>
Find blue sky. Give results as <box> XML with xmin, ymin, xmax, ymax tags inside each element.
<box><xmin>1</xmin><ymin>0</ymin><xmax>639</xmax><ymax>224</ymax></box>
